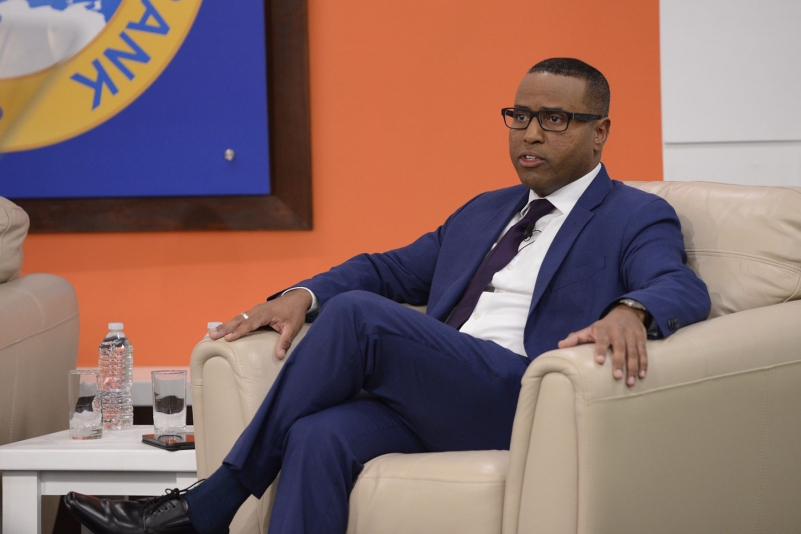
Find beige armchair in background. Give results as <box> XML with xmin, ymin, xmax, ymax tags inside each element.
<box><xmin>0</xmin><ymin>196</ymin><xmax>80</xmax><ymax>533</ymax></box>
<box><xmin>190</xmin><ymin>181</ymin><xmax>801</xmax><ymax>534</ymax></box>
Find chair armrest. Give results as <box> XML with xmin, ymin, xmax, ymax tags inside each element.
<box><xmin>0</xmin><ymin>273</ymin><xmax>79</xmax><ymax>442</ymax></box>
<box><xmin>503</xmin><ymin>300</ymin><xmax>801</xmax><ymax>534</ymax></box>
<box><xmin>0</xmin><ymin>273</ymin><xmax>79</xmax><ymax>534</ymax></box>
<box><xmin>190</xmin><ymin>324</ymin><xmax>310</xmax><ymax>534</ymax></box>
<box><xmin>190</xmin><ymin>323</ymin><xmax>310</xmax><ymax>477</ymax></box>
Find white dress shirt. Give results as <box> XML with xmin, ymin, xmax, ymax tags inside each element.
<box><xmin>458</xmin><ymin>164</ymin><xmax>600</xmax><ymax>356</ymax></box>
<box><xmin>289</xmin><ymin>164</ymin><xmax>601</xmax><ymax>357</ymax></box>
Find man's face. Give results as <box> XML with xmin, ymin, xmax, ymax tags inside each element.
<box><xmin>509</xmin><ymin>72</ymin><xmax>610</xmax><ymax>197</ymax></box>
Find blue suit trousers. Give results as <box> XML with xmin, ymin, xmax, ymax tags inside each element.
<box><xmin>223</xmin><ymin>290</ymin><xmax>530</xmax><ymax>534</ymax></box>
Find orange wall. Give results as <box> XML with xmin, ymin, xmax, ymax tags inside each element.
<box><xmin>21</xmin><ymin>0</ymin><xmax>663</xmax><ymax>367</ymax></box>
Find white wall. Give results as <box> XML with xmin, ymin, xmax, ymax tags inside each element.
<box><xmin>660</xmin><ymin>0</ymin><xmax>801</xmax><ymax>186</ymax></box>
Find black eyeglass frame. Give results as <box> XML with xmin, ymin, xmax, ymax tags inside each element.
<box><xmin>500</xmin><ymin>107</ymin><xmax>604</xmax><ymax>132</ymax></box>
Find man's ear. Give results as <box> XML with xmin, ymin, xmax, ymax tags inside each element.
<box><xmin>594</xmin><ymin>117</ymin><xmax>611</xmax><ymax>150</ymax></box>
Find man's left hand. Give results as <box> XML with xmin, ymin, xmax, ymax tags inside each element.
<box><xmin>558</xmin><ymin>305</ymin><xmax>648</xmax><ymax>386</ymax></box>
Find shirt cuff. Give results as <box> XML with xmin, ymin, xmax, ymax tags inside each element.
<box><xmin>282</xmin><ymin>287</ymin><xmax>320</xmax><ymax>314</ymax></box>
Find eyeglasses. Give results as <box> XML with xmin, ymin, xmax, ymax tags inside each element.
<box><xmin>501</xmin><ymin>107</ymin><xmax>603</xmax><ymax>132</ymax></box>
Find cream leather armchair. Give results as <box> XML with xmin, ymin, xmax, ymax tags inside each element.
<box><xmin>0</xmin><ymin>196</ymin><xmax>80</xmax><ymax>533</ymax></box>
<box><xmin>190</xmin><ymin>182</ymin><xmax>801</xmax><ymax>534</ymax></box>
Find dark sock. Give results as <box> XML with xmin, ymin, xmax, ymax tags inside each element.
<box><xmin>185</xmin><ymin>464</ymin><xmax>251</xmax><ymax>534</ymax></box>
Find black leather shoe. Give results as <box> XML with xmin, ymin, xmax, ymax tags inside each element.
<box><xmin>64</xmin><ymin>484</ymin><xmax>208</xmax><ymax>534</ymax></box>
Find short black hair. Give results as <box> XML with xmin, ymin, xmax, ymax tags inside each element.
<box><xmin>528</xmin><ymin>58</ymin><xmax>610</xmax><ymax>117</ymax></box>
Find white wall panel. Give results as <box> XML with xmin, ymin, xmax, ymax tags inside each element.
<box><xmin>661</xmin><ymin>0</ymin><xmax>801</xmax><ymax>186</ymax></box>
<box><xmin>664</xmin><ymin>141</ymin><xmax>801</xmax><ymax>186</ymax></box>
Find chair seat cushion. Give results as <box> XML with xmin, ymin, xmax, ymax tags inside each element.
<box><xmin>347</xmin><ymin>450</ymin><xmax>509</xmax><ymax>534</ymax></box>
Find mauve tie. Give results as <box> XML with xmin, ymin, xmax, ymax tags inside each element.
<box><xmin>445</xmin><ymin>198</ymin><xmax>555</xmax><ymax>329</ymax></box>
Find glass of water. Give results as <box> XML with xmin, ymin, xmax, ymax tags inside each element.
<box><xmin>68</xmin><ymin>369</ymin><xmax>102</xmax><ymax>439</ymax></box>
<box><xmin>151</xmin><ymin>370</ymin><xmax>187</xmax><ymax>435</ymax></box>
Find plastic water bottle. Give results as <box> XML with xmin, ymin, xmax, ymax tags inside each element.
<box><xmin>98</xmin><ymin>322</ymin><xmax>134</xmax><ymax>430</ymax></box>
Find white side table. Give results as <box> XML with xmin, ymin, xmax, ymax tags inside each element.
<box><xmin>0</xmin><ymin>426</ymin><xmax>197</xmax><ymax>534</ymax></box>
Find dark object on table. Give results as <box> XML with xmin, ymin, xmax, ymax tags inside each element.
<box><xmin>142</xmin><ymin>433</ymin><xmax>195</xmax><ymax>451</ymax></box>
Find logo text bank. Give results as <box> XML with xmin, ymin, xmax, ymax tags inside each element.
<box><xmin>71</xmin><ymin>0</ymin><xmax>169</xmax><ymax>110</ymax></box>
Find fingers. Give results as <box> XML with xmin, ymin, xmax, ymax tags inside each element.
<box><xmin>208</xmin><ymin>312</ymin><xmax>248</xmax><ymax>341</ymax></box>
<box><xmin>275</xmin><ymin>322</ymin><xmax>300</xmax><ymax>360</ymax></box>
<box><xmin>610</xmin><ymin>330</ymin><xmax>627</xmax><ymax>382</ymax></box>
<box><xmin>558</xmin><ymin>328</ymin><xmax>611</xmax><ymax>365</ymax></box>
<box><xmin>209</xmin><ymin>294</ymin><xmax>309</xmax><ymax>359</ymax></box>
<box><xmin>606</xmin><ymin>328</ymin><xmax>641</xmax><ymax>386</ymax></box>
<box><xmin>624</xmin><ymin>330</ymin><xmax>639</xmax><ymax>386</ymax></box>
<box><xmin>637</xmin><ymin>334</ymin><xmax>648</xmax><ymax>379</ymax></box>
<box><xmin>568</xmin><ymin>306</ymin><xmax>649</xmax><ymax>387</ymax></box>
<box><xmin>558</xmin><ymin>328</ymin><xmax>594</xmax><ymax>348</ymax></box>
<box><xmin>605</xmin><ymin>329</ymin><xmax>639</xmax><ymax>386</ymax></box>
<box><xmin>223</xmin><ymin>311</ymin><xmax>258</xmax><ymax>342</ymax></box>
<box><xmin>209</xmin><ymin>303</ymin><xmax>271</xmax><ymax>342</ymax></box>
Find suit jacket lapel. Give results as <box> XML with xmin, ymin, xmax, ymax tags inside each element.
<box><xmin>528</xmin><ymin>166</ymin><xmax>614</xmax><ymax>315</ymax></box>
<box><xmin>435</xmin><ymin>188</ymin><xmax>530</xmax><ymax>319</ymax></box>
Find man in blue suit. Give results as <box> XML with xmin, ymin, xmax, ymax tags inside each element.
<box><xmin>66</xmin><ymin>58</ymin><xmax>710</xmax><ymax>534</ymax></box>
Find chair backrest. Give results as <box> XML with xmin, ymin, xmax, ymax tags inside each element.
<box><xmin>0</xmin><ymin>196</ymin><xmax>29</xmax><ymax>284</ymax></box>
<box><xmin>628</xmin><ymin>181</ymin><xmax>801</xmax><ymax>318</ymax></box>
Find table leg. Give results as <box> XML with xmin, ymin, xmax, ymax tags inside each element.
<box><xmin>3</xmin><ymin>470</ymin><xmax>41</xmax><ymax>534</ymax></box>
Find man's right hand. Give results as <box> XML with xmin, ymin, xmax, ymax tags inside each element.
<box><xmin>209</xmin><ymin>289</ymin><xmax>313</xmax><ymax>359</ymax></box>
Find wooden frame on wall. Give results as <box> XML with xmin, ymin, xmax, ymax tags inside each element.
<box><xmin>16</xmin><ymin>0</ymin><xmax>312</xmax><ymax>233</ymax></box>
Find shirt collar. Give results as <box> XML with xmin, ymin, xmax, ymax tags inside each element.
<box><xmin>523</xmin><ymin>162</ymin><xmax>602</xmax><ymax>217</ymax></box>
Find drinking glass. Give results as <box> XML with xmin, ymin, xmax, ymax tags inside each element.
<box><xmin>151</xmin><ymin>370</ymin><xmax>187</xmax><ymax>435</ymax></box>
<box><xmin>68</xmin><ymin>369</ymin><xmax>102</xmax><ymax>439</ymax></box>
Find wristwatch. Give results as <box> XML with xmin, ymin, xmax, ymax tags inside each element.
<box><xmin>618</xmin><ymin>298</ymin><xmax>647</xmax><ymax>313</ymax></box>
<box><xmin>605</xmin><ymin>298</ymin><xmax>657</xmax><ymax>337</ymax></box>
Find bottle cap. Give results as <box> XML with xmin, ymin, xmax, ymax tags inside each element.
<box><xmin>108</xmin><ymin>322</ymin><xmax>124</xmax><ymax>330</ymax></box>
<box><xmin>207</xmin><ymin>322</ymin><xmax>223</xmax><ymax>329</ymax></box>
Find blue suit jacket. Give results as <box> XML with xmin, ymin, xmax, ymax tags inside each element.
<box><xmin>296</xmin><ymin>165</ymin><xmax>711</xmax><ymax>359</ymax></box>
